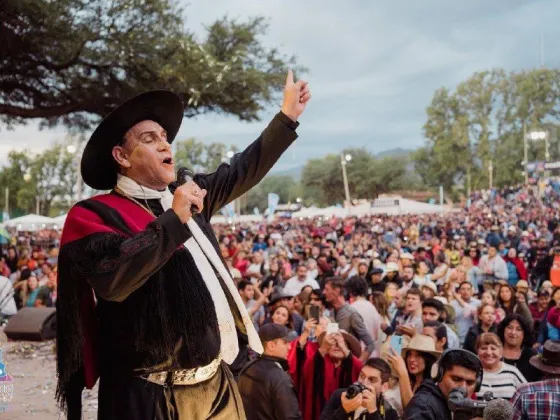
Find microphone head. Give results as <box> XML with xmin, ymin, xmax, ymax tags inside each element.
<box><xmin>483</xmin><ymin>398</ymin><xmax>514</xmax><ymax>420</ymax></box>
<box><xmin>177</xmin><ymin>167</ymin><xmax>195</xmax><ymax>184</ymax></box>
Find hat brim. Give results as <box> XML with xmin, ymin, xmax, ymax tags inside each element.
<box><xmin>402</xmin><ymin>346</ymin><xmax>441</xmax><ymax>359</ymax></box>
<box><xmin>529</xmin><ymin>355</ymin><xmax>560</xmax><ymax>374</ymax></box>
<box><xmin>81</xmin><ymin>90</ymin><xmax>184</xmax><ymax>190</ymax></box>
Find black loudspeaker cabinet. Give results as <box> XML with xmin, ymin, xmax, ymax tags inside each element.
<box><xmin>4</xmin><ymin>307</ymin><xmax>57</xmax><ymax>341</ymax></box>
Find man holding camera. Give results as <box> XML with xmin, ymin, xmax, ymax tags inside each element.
<box><xmin>320</xmin><ymin>358</ymin><xmax>399</xmax><ymax>420</ymax></box>
<box><xmin>403</xmin><ymin>349</ymin><xmax>483</xmax><ymax>420</ymax></box>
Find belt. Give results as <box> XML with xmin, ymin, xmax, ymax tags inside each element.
<box><xmin>140</xmin><ymin>354</ymin><xmax>222</xmax><ymax>387</ymax></box>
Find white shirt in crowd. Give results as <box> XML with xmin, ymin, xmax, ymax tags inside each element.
<box><xmin>0</xmin><ymin>275</ymin><xmax>17</xmax><ymax>316</ymax></box>
<box><xmin>350</xmin><ymin>298</ymin><xmax>381</xmax><ymax>355</ymax></box>
<box><xmin>476</xmin><ymin>363</ymin><xmax>526</xmax><ymax>400</ymax></box>
<box><xmin>283</xmin><ymin>276</ymin><xmax>320</xmax><ymax>296</ymax></box>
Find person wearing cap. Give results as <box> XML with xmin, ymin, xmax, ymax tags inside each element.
<box><xmin>56</xmin><ymin>74</ymin><xmax>311</xmax><ymax>419</ymax></box>
<box><xmin>368</xmin><ymin>268</ymin><xmax>386</xmax><ymax>294</ymax></box>
<box><xmin>382</xmin><ymin>262</ymin><xmax>402</xmax><ymax>288</ymax></box>
<box><xmin>237</xmin><ymin>324</ymin><xmax>302</xmax><ymax>420</ymax></box>
<box><xmin>510</xmin><ymin>340</ymin><xmax>560</xmax><ymax>420</ymax></box>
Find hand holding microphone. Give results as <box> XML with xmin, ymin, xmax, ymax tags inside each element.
<box><xmin>172</xmin><ymin>168</ymin><xmax>206</xmax><ymax>224</ymax></box>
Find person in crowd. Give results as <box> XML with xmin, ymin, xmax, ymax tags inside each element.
<box><xmin>386</xmin><ymin>334</ymin><xmax>440</xmax><ymax>408</ymax></box>
<box><xmin>271</xmin><ymin>305</ymin><xmax>296</xmax><ymax>331</ymax></box>
<box><xmin>238</xmin><ymin>323</ymin><xmax>302</xmax><ymax>420</ymax></box>
<box><xmin>479</xmin><ymin>245</ymin><xmax>509</xmax><ymax>284</ymax></box>
<box><xmin>511</xmin><ymin>340</ymin><xmax>560</xmax><ymax>420</ymax></box>
<box><xmin>284</xmin><ymin>264</ymin><xmax>320</xmax><ymax>296</ymax></box>
<box><xmin>403</xmin><ymin>348</ymin><xmax>482</xmax><ymax>420</ymax></box>
<box><xmin>449</xmin><ymin>281</ymin><xmax>481</xmax><ymax>344</ymax></box>
<box><xmin>422</xmin><ymin>321</ymin><xmax>448</xmax><ymax>352</ymax></box>
<box><xmin>497</xmin><ymin>283</ymin><xmax>533</xmax><ymax>323</ymax></box>
<box><xmin>475</xmin><ymin>332</ymin><xmax>527</xmax><ymax>400</ymax></box>
<box><xmin>35</xmin><ymin>270</ymin><xmax>57</xmax><ymax>307</ymax></box>
<box><xmin>346</xmin><ymin>276</ymin><xmax>381</xmax><ymax>352</ymax></box>
<box><xmin>498</xmin><ymin>314</ymin><xmax>541</xmax><ymax>382</ymax></box>
<box><xmin>463</xmin><ymin>303</ymin><xmax>497</xmax><ymax>354</ymax></box>
<box><xmin>289</xmin><ymin>320</ymin><xmax>363</xmax><ymax>420</ymax></box>
<box><xmin>385</xmin><ymin>288</ymin><xmax>424</xmax><ymax>337</ymax></box>
<box><xmin>505</xmin><ymin>248</ymin><xmax>528</xmax><ymax>287</ymax></box>
<box><xmin>530</xmin><ymin>289</ymin><xmax>551</xmax><ymax>336</ymax></box>
<box><xmin>421</xmin><ymin>298</ymin><xmax>460</xmax><ymax>348</ymax></box>
<box><xmin>320</xmin><ymin>358</ymin><xmax>399</xmax><ymax>420</ymax></box>
<box><xmin>323</xmin><ymin>276</ymin><xmax>375</xmax><ymax>360</ymax></box>
<box><xmin>368</xmin><ymin>268</ymin><xmax>386</xmax><ymax>293</ymax></box>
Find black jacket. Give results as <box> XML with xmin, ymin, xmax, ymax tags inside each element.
<box><xmin>463</xmin><ymin>323</ymin><xmax>497</xmax><ymax>354</ymax></box>
<box><xmin>237</xmin><ymin>355</ymin><xmax>302</xmax><ymax>420</ymax></box>
<box><xmin>403</xmin><ymin>379</ymin><xmax>450</xmax><ymax>420</ymax></box>
<box><xmin>320</xmin><ymin>388</ymin><xmax>399</xmax><ymax>420</ymax></box>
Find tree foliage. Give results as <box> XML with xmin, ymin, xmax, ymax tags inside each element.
<box><xmin>0</xmin><ymin>0</ymin><xmax>302</xmax><ymax>130</ymax></box>
<box><xmin>0</xmin><ymin>145</ymin><xmax>78</xmax><ymax>217</ymax></box>
<box><xmin>301</xmin><ymin>148</ymin><xmax>413</xmax><ymax>206</ymax></box>
<box><xmin>415</xmin><ymin>68</ymin><xmax>560</xmax><ymax>191</ymax></box>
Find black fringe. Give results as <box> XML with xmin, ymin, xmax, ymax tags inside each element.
<box><xmin>56</xmin><ymin>233</ymin><xmax>219</xmax><ymax>419</ymax></box>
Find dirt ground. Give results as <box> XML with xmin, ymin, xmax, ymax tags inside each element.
<box><xmin>1</xmin><ymin>339</ymin><xmax>99</xmax><ymax>419</ymax></box>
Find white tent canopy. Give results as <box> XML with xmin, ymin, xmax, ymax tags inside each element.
<box><xmin>4</xmin><ymin>214</ymin><xmax>57</xmax><ymax>231</ymax></box>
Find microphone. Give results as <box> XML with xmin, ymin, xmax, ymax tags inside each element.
<box><xmin>483</xmin><ymin>398</ymin><xmax>514</xmax><ymax>420</ymax></box>
<box><xmin>175</xmin><ymin>167</ymin><xmax>200</xmax><ymax>214</ymax></box>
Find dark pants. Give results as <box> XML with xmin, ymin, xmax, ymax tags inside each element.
<box><xmin>98</xmin><ymin>362</ymin><xmax>246</xmax><ymax>420</ymax></box>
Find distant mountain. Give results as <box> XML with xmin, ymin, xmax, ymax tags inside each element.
<box><xmin>270</xmin><ymin>148</ymin><xmax>416</xmax><ymax>180</ymax></box>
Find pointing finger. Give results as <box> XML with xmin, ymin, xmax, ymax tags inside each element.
<box><xmin>286</xmin><ymin>69</ymin><xmax>294</xmax><ymax>85</ymax></box>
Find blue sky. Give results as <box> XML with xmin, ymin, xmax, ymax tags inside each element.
<box><xmin>0</xmin><ymin>0</ymin><xmax>557</xmax><ymax>171</ymax></box>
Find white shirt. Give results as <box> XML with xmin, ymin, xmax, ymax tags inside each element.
<box><xmin>351</xmin><ymin>299</ymin><xmax>381</xmax><ymax>353</ymax></box>
<box><xmin>283</xmin><ymin>276</ymin><xmax>320</xmax><ymax>296</ymax></box>
<box><xmin>0</xmin><ymin>276</ymin><xmax>17</xmax><ymax>316</ymax></box>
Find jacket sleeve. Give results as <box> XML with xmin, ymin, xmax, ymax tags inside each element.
<box><xmin>319</xmin><ymin>389</ymin><xmax>349</xmax><ymax>420</ymax></box>
<box><xmin>61</xmin><ymin>206</ymin><xmax>190</xmax><ymax>302</ymax></box>
<box><xmin>272</xmin><ymin>374</ymin><xmax>303</xmax><ymax>420</ymax></box>
<box><xmin>351</xmin><ymin>311</ymin><xmax>375</xmax><ymax>353</ymax></box>
<box><xmin>402</xmin><ymin>399</ymin><xmax>438</xmax><ymax>420</ymax></box>
<box><xmin>194</xmin><ymin>112</ymin><xmax>298</xmax><ymax>221</ymax></box>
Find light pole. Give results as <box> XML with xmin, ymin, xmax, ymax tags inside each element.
<box><xmin>524</xmin><ymin>129</ymin><xmax>550</xmax><ymax>180</ymax></box>
<box><xmin>340</xmin><ymin>153</ymin><xmax>352</xmax><ymax>214</ymax></box>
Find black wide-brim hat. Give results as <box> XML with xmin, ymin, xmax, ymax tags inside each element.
<box><xmin>81</xmin><ymin>90</ymin><xmax>184</xmax><ymax>190</ymax></box>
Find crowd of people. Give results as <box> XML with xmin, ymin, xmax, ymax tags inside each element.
<box><xmin>2</xmin><ymin>180</ymin><xmax>560</xmax><ymax>419</ymax></box>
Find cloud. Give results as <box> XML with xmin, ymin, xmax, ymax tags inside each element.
<box><xmin>1</xmin><ymin>0</ymin><xmax>558</xmax><ymax>170</ymax></box>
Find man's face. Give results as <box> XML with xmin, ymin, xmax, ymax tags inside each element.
<box><xmin>323</xmin><ymin>282</ymin><xmax>338</xmax><ymax>303</ymax></box>
<box><xmin>297</xmin><ymin>266</ymin><xmax>308</xmax><ymax>280</ymax></box>
<box><xmin>422</xmin><ymin>326</ymin><xmax>445</xmax><ymax>352</ymax></box>
<box><xmin>265</xmin><ymin>338</ymin><xmax>291</xmax><ymax>360</ymax></box>
<box><xmin>371</xmin><ymin>273</ymin><xmax>382</xmax><ymax>284</ymax></box>
<box><xmin>405</xmin><ymin>293</ymin><xmax>421</xmax><ymax>313</ymax></box>
<box><xmin>488</xmin><ymin>247</ymin><xmax>497</xmax><ymax>258</ymax></box>
<box><xmin>422</xmin><ymin>306</ymin><xmax>440</xmax><ymax>324</ymax></box>
<box><xmin>403</xmin><ymin>267</ymin><xmax>414</xmax><ymax>281</ymax></box>
<box><xmin>113</xmin><ymin>120</ymin><xmax>175</xmax><ymax>189</ymax></box>
<box><xmin>278</xmin><ymin>297</ymin><xmax>294</xmax><ymax>311</ymax></box>
<box><xmin>358</xmin><ymin>366</ymin><xmax>388</xmax><ymax>398</ymax></box>
<box><xmin>338</xmin><ymin>256</ymin><xmax>347</xmax><ymax>267</ymax></box>
<box><xmin>438</xmin><ymin>366</ymin><xmax>478</xmax><ymax>398</ymax></box>
<box><xmin>459</xmin><ymin>283</ymin><xmax>473</xmax><ymax>300</ymax></box>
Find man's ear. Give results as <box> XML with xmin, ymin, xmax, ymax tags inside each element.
<box><xmin>112</xmin><ymin>145</ymin><xmax>131</xmax><ymax>169</ymax></box>
<box><xmin>381</xmin><ymin>382</ymin><xmax>389</xmax><ymax>393</ymax></box>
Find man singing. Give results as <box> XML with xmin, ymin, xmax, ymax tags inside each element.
<box><xmin>56</xmin><ymin>71</ymin><xmax>311</xmax><ymax>420</ymax></box>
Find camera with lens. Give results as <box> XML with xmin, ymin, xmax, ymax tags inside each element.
<box><xmin>448</xmin><ymin>387</ymin><xmax>493</xmax><ymax>420</ymax></box>
<box><xmin>346</xmin><ymin>382</ymin><xmax>367</xmax><ymax>399</ymax></box>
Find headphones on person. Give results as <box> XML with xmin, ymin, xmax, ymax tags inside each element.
<box><xmin>432</xmin><ymin>348</ymin><xmax>483</xmax><ymax>393</ymax></box>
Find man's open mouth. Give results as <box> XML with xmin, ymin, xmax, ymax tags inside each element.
<box><xmin>162</xmin><ymin>157</ymin><xmax>173</xmax><ymax>165</ymax></box>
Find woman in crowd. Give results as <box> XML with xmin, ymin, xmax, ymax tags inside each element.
<box><xmin>497</xmin><ymin>314</ymin><xmax>540</xmax><ymax>382</ymax></box>
<box><xmin>497</xmin><ymin>283</ymin><xmax>532</xmax><ymax>324</ymax></box>
<box><xmin>271</xmin><ymin>305</ymin><xmax>295</xmax><ymax>331</ymax></box>
<box><xmin>505</xmin><ymin>248</ymin><xmax>527</xmax><ymax>287</ymax></box>
<box><xmin>463</xmin><ymin>303</ymin><xmax>497</xmax><ymax>354</ymax></box>
<box><xmin>386</xmin><ymin>334</ymin><xmax>440</xmax><ymax>408</ymax></box>
<box><xmin>475</xmin><ymin>332</ymin><xmax>527</xmax><ymax>400</ymax></box>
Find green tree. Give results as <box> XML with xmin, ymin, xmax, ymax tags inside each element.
<box><xmin>0</xmin><ymin>0</ymin><xmax>303</xmax><ymax>130</ymax></box>
<box><xmin>173</xmin><ymin>137</ymin><xmax>239</xmax><ymax>173</ymax></box>
<box><xmin>0</xmin><ymin>151</ymin><xmax>34</xmax><ymax>217</ymax></box>
<box><xmin>415</xmin><ymin>68</ymin><xmax>560</xmax><ymax>191</ymax></box>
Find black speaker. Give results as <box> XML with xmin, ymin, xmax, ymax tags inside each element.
<box><xmin>5</xmin><ymin>307</ymin><xmax>57</xmax><ymax>341</ymax></box>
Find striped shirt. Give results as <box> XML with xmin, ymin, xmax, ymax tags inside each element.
<box><xmin>476</xmin><ymin>362</ymin><xmax>527</xmax><ymax>400</ymax></box>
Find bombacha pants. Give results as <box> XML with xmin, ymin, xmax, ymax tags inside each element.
<box><xmin>97</xmin><ymin>362</ymin><xmax>246</xmax><ymax>420</ymax></box>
